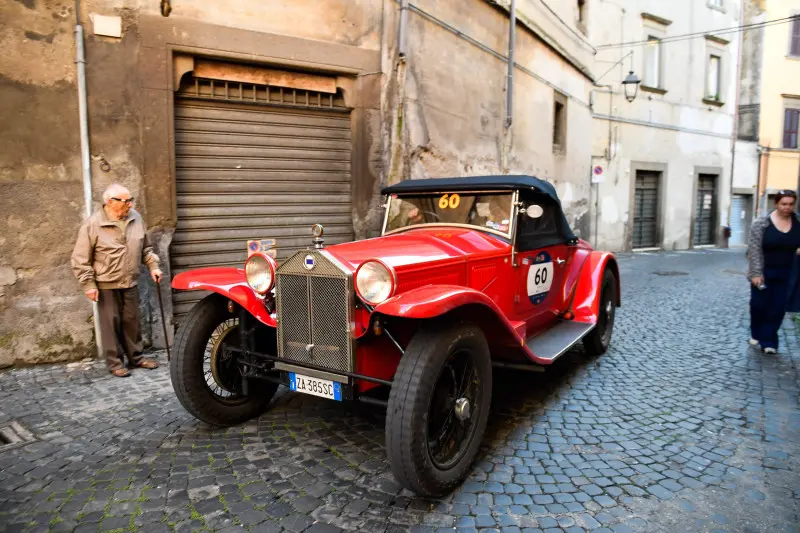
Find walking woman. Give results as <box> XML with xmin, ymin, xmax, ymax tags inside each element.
<box><xmin>747</xmin><ymin>190</ymin><xmax>800</xmax><ymax>354</ymax></box>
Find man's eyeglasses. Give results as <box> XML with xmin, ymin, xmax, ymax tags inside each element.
<box><xmin>111</xmin><ymin>197</ymin><xmax>135</xmax><ymax>205</ymax></box>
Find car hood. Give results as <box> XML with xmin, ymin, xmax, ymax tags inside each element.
<box><xmin>323</xmin><ymin>227</ymin><xmax>510</xmax><ymax>272</ymax></box>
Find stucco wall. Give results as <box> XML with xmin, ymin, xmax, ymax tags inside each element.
<box><xmin>0</xmin><ymin>0</ymin><xmax>384</xmax><ymax>366</ymax></box>
<box><xmin>1</xmin><ymin>0</ymin><xmax>595</xmax><ymax>365</ymax></box>
<box><xmin>589</xmin><ymin>0</ymin><xmax>739</xmax><ymax>251</ymax></box>
<box><xmin>757</xmin><ymin>0</ymin><xmax>800</xmax><ymax>193</ymax></box>
<box><xmin>733</xmin><ymin>140</ymin><xmax>760</xmax><ymax>190</ymax></box>
<box><xmin>0</xmin><ymin>0</ymin><xmax>90</xmax><ymax>366</ymax></box>
<box><xmin>383</xmin><ymin>0</ymin><xmax>594</xmax><ymax>237</ymax></box>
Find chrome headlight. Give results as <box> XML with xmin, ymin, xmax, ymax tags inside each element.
<box><xmin>355</xmin><ymin>260</ymin><xmax>396</xmax><ymax>306</ymax></box>
<box><xmin>245</xmin><ymin>253</ymin><xmax>277</xmax><ymax>295</ymax></box>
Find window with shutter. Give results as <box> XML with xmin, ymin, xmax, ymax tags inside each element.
<box><xmin>784</xmin><ymin>108</ymin><xmax>799</xmax><ymax>149</ymax></box>
<box><xmin>706</xmin><ymin>55</ymin><xmax>721</xmax><ymax>100</ymax></box>
<box><xmin>790</xmin><ymin>17</ymin><xmax>800</xmax><ymax>57</ymax></box>
<box><xmin>643</xmin><ymin>37</ymin><xmax>662</xmax><ymax>88</ymax></box>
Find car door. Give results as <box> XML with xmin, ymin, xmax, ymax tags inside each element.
<box><xmin>511</xmin><ymin>200</ymin><xmax>574</xmax><ymax>333</ymax></box>
<box><xmin>514</xmin><ymin>243</ymin><xmax>571</xmax><ymax>327</ymax></box>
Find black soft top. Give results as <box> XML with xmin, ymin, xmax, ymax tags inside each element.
<box><xmin>381</xmin><ymin>175</ymin><xmax>559</xmax><ymax>200</ymax></box>
<box><xmin>382</xmin><ymin>175</ymin><xmax>578</xmax><ymax>246</ymax></box>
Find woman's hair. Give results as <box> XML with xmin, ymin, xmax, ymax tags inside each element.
<box><xmin>775</xmin><ymin>189</ymin><xmax>797</xmax><ymax>204</ymax></box>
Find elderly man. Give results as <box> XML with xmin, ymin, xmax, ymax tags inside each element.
<box><xmin>71</xmin><ymin>184</ymin><xmax>163</xmax><ymax>377</ymax></box>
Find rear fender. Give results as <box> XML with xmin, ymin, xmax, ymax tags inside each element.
<box><xmin>172</xmin><ymin>268</ymin><xmax>276</xmax><ymax>327</ymax></box>
<box><xmin>570</xmin><ymin>252</ymin><xmax>620</xmax><ymax>323</ymax></box>
<box><xmin>373</xmin><ymin>284</ymin><xmax>531</xmax><ymax>357</ymax></box>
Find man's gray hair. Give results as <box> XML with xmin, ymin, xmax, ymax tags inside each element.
<box><xmin>102</xmin><ymin>183</ymin><xmax>130</xmax><ymax>204</ymax></box>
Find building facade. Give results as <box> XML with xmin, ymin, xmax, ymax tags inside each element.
<box><xmin>587</xmin><ymin>0</ymin><xmax>741</xmax><ymax>252</ymax></box>
<box><xmin>737</xmin><ymin>0</ymin><xmax>800</xmax><ymax>229</ymax></box>
<box><xmin>0</xmin><ymin>0</ymin><xmax>595</xmax><ymax>366</ymax></box>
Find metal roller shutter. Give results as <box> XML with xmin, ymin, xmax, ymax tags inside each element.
<box><xmin>729</xmin><ymin>194</ymin><xmax>751</xmax><ymax>246</ymax></box>
<box><xmin>172</xmin><ymin>77</ymin><xmax>353</xmax><ymax>319</ymax></box>
<box><xmin>632</xmin><ymin>171</ymin><xmax>659</xmax><ymax>249</ymax></box>
<box><xmin>693</xmin><ymin>174</ymin><xmax>717</xmax><ymax>246</ymax></box>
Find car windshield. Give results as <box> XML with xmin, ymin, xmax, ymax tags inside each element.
<box><xmin>384</xmin><ymin>191</ymin><xmax>515</xmax><ymax>237</ymax></box>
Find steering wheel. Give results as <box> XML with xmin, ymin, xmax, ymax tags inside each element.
<box><xmin>422</xmin><ymin>211</ymin><xmax>441</xmax><ymax>221</ymax></box>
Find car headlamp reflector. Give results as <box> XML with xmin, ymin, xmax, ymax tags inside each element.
<box><xmin>355</xmin><ymin>260</ymin><xmax>396</xmax><ymax>306</ymax></box>
<box><xmin>245</xmin><ymin>253</ymin><xmax>277</xmax><ymax>294</ymax></box>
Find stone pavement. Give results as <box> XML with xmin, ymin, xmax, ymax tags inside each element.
<box><xmin>0</xmin><ymin>249</ymin><xmax>798</xmax><ymax>533</ymax></box>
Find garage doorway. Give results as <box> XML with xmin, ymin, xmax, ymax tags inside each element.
<box><xmin>693</xmin><ymin>174</ymin><xmax>718</xmax><ymax>246</ymax></box>
<box><xmin>729</xmin><ymin>194</ymin><xmax>752</xmax><ymax>246</ymax></box>
<box><xmin>632</xmin><ymin>170</ymin><xmax>660</xmax><ymax>249</ymax></box>
<box><xmin>171</xmin><ymin>75</ymin><xmax>353</xmax><ymax>319</ymax></box>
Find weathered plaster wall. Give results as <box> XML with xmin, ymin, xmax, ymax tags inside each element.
<box><xmin>3</xmin><ymin>0</ymin><xmax>594</xmax><ymax>366</ymax></box>
<box><xmin>0</xmin><ymin>0</ymin><xmax>90</xmax><ymax>366</ymax></box>
<box><xmin>757</xmin><ymin>0</ymin><xmax>800</xmax><ymax>193</ymax></box>
<box><xmin>589</xmin><ymin>0</ymin><xmax>739</xmax><ymax>251</ymax></box>
<box><xmin>733</xmin><ymin>140</ymin><xmax>760</xmax><ymax>190</ymax></box>
<box><xmin>381</xmin><ymin>0</ymin><xmax>594</xmax><ymax>236</ymax></box>
<box><xmin>0</xmin><ymin>0</ymin><xmax>385</xmax><ymax>366</ymax></box>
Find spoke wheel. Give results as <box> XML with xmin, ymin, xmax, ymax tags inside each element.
<box><xmin>582</xmin><ymin>268</ymin><xmax>617</xmax><ymax>356</ymax></box>
<box><xmin>171</xmin><ymin>293</ymin><xmax>278</xmax><ymax>426</ymax></box>
<box><xmin>386</xmin><ymin>321</ymin><xmax>492</xmax><ymax>497</ymax></box>
<box><xmin>203</xmin><ymin>318</ymin><xmax>246</xmax><ymax>403</ymax></box>
<box><xmin>427</xmin><ymin>350</ymin><xmax>479</xmax><ymax>470</ymax></box>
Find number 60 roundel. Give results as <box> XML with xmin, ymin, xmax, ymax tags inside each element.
<box><xmin>526</xmin><ymin>251</ymin><xmax>554</xmax><ymax>305</ymax></box>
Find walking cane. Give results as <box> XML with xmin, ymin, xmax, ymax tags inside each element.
<box><xmin>155</xmin><ymin>278</ymin><xmax>171</xmax><ymax>362</ymax></box>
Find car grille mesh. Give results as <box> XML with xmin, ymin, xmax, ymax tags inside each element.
<box><xmin>275</xmin><ymin>251</ymin><xmax>352</xmax><ymax>373</ymax></box>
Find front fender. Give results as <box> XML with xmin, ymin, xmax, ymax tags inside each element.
<box><xmin>374</xmin><ymin>284</ymin><xmax>525</xmax><ymax>341</ymax></box>
<box><xmin>570</xmin><ymin>252</ymin><xmax>620</xmax><ymax>323</ymax></box>
<box><xmin>172</xmin><ymin>268</ymin><xmax>276</xmax><ymax>327</ymax></box>
<box><xmin>374</xmin><ymin>284</ymin><xmax>507</xmax><ymax>319</ymax></box>
<box><xmin>374</xmin><ymin>285</ymin><xmax>554</xmax><ymax>365</ymax></box>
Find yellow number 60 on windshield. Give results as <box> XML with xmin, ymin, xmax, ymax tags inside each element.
<box><xmin>438</xmin><ymin>193</ymin><xmax>461</xmax><ymax>209</ymax></box>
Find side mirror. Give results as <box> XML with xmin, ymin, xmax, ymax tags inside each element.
<box><xmin>525</xmin><ymin>205</ymin><xmax>544</xmax><ymax>219</ymax></box>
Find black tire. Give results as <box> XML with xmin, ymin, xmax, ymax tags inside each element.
<box><xmin>385</xmin><ymin>322</ymin><xmax>492</xmax><ymax>497</ymax></box>
<box><xmin>171</xmin><ymin>293</ymin><xmax>277</xmax><ymax>426</ymax></box>
<box><xmin>582</xmin><ymin>269</ymin><xmax>617</xmax><ymax>356</ymax></box>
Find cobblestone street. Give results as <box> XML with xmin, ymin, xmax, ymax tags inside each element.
<box><xmin>1</xmin><ymin>249</ymin><xmax>798</xmax><ymax>533</ymax></box>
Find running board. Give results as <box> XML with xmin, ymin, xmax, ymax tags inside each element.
<box><xmin>525</xmin><ymin>321</ymin><xmax>595</xmax><ymax>362</ymax></box>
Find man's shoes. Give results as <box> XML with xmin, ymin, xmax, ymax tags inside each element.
<box><xmin>112</xmin><ymin>368</ymin><xmax>131</xmax><ymax>378</ymax></box>
<box><xmin>763</xmin><ymin>347</ymin><xmax>777</xmax><ymax>354</ymax></box>
<box><xmin>748</xmin><ymin>338</ymin><xmax>760</xmax><ymax>347</ymax></box>
<box><xmin>134</xmin><ymin>359</ymin><xmax>159</xmax><ymax>370</ymax></box>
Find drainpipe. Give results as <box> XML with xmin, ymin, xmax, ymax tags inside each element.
<box><xmin>398</xmin><ymin>0</ymin><xmax>409</xmax><ymax>58</ymax></box>
<box><xmin>725</xmin><ymin>0</ymin><xmax>745</xmax><ymax>247</ymax></box>
<box><xmin>505</xmin><ymin>0</ymin><xmax>516</xmax><ymax>128</ymax></box>
<box><xmin>75</xmin><ymin>0</ymin><xmax>103</xmax><ymax>358</ymax></box>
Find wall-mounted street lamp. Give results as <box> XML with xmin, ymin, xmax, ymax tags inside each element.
<box><xmin>621</xmin><ymin>70</ymin><xmax>641</xmax><ymax>103</ymax></box>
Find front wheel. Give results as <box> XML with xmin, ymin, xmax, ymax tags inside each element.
<box><xmin>171</xmin><ymin>293</ymin><xmax>277</xmax><ymax>426</ymax></box>
<box><xmin>385</xmin><ymin>322</ymin><xmax>492</xmax><ymax>497</ymax></box>
<box><xmin>582</xmin><ymin>269</ymin><xmax>617</xmax><ymax>356</ymax></box>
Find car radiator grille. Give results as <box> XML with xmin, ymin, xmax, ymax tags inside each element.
<box><xmin>275</xmin><ymin>251</ymin><xmax>353</xmax><ymax>373</ymax></box>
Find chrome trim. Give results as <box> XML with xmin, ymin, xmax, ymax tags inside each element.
<box><xmin>383</xmin><ymin>223</ymin><xmax>513</xmax><ymax>240</ymax></box>
<box><xmin>354</xmin><ymin>259</ymin><xmax>398</xmax><ymax>306</ymax></box>
<box><xmin>511</xmin><ymin>190</ymin><xmax>520</xmax><ymax>267</ymax></box>
<box><xmin>381</xmin><ymin>191</ymin><xmax>515</xmax><ymax>239</ymax></box>
<box><xmin>275</xmin><ymin>250</ymin><xmax>355</xmax><ymax>373</ymax></box>
<box><xmin>381</xmin><ymin>193</ymin><xmax>391</xmax><ymax>236</ymax></box>
<box><xmin>274</xmin><ymin>361</ymin><xmax>348</xmax><ymax>384</ymax></box>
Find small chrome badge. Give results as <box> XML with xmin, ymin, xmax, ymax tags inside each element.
<box><xmin>304</xmin><ymin>254</ymin><xmax>315</xmax><ymax>270</ymax></box>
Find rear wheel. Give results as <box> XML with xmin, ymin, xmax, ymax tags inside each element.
<box><xmin>386</xmin><ymin>322</ymin><xmax>492</xmax><ymax>497</ymax></box>
<box><xmin>582</xmin><ymin>269</ymin><xmax>617</xmax><ymax>356</ymax></box>
<box><xmin>171</xmin><ymin>293</ymin><xmax>277</xmax><ymax>426</ymax></box>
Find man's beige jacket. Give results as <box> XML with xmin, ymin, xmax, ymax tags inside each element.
<box><xmin>71</xmin><ymin>207</ymin><xmax>160</xmax><ymax>291</ymax></box>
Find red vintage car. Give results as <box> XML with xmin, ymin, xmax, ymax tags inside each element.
<box><xmin>170</xmin><ymin>175</ymin><xmax>620</xmax><ymax>496</ymax></box>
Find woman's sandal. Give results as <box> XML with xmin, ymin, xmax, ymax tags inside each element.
<box><xmin>112</xmin><ymin>368</ymin><xmax>131</xmax><ymax>378</ymax></box>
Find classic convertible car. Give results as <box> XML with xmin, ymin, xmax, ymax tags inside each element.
<box><xmin>170</xmin><ymin>175</ymin><xmax>620</xmax><ymax>496</ymax></box>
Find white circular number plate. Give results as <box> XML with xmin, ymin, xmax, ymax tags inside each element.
<box><xmin>526</xmin><ymin>251</ymin><xmax>554</xmax><ymax>305</ymax></box>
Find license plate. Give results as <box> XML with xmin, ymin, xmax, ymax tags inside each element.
<box><xmin>289</xmin><ymin>373</ymin><xmax>342</xmax><ymax>401</ymax></box>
